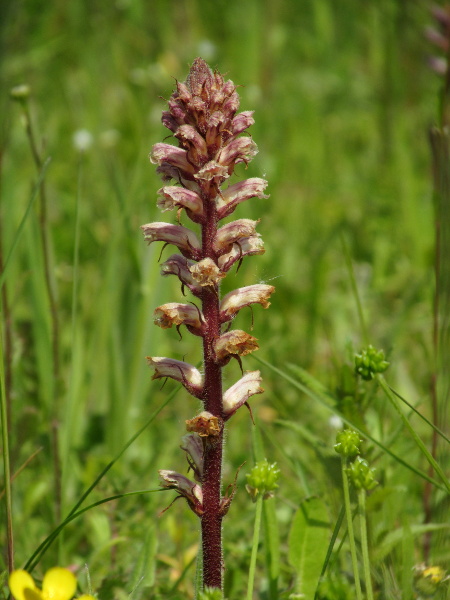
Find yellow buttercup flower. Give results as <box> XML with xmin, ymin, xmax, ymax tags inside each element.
<box><xmin>9</xmin><ymin>568</ymin><xmax>96</xmax><ymax>600</ymax></box>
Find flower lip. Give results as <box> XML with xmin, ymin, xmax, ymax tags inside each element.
<box><xmin>189</xmin><ymin>258</ymin><xmax>226</xmax><ymax>287</ymax></box>
<box><xmin>186</xmin><ymin>411</ymin><xmax>221</xmax><ymax>437</ymax></box>
<box><xmin>214</xmin><ymin>330</ymin><xmax>259</xmax><ymax>363</ymax></box>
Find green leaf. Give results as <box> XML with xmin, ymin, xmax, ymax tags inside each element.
<box><xmin>288</xmin><ymin>497</ymin><xmax>330</xmax><ymax>600</ymax></box>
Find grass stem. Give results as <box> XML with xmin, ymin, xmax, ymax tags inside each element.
<box><xmin>341</xmin><ymin>457</ymin><xmax>363</xmax><ymax>600</ymax></box>
<box><xmin>358</xmin><ymin>489</ymin><xmax>374</xmax><ymax>600</ymax></box>
<box><xmin>246</xmin><ymin>494</ymin><xmax>263</xmax><ymax>600</ymax></box>
<box><xmin>0</xmin><ymin>316</ymin><xmax>14</xmax><ymax>572</ymax></box>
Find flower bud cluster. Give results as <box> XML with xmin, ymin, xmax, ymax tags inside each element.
<box><xmin>334</xmin><ymin>429</ymin><xmax>378</xmax><ymax>491</ymax></box>
<box><xmin>246</xmin><ymin>459</ymin><xmax>280</xmax><ymax>501</ymax></box>
<box><xmin>143</xmin><ymin>58</ymin><xmax>274</xmax><ymax>517</ymax></box>
<box><xmin>354</xmin><ymin>345</ymin><xmax>389</xmax><ymax>381</ymax></box>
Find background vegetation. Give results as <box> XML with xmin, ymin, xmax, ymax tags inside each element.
<box><xmin>1</xmin><ymin>0</ymin><xmax>448</xmax><ymax>598</ymax></box>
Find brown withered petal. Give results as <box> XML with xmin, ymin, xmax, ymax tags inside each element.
<box><xmin>213</xmin><ymin>219</ymin><xmax>260</xmax><ymax>254</ymax></box>
<box><xmin>223</xmin><ymin>371</ymin><xmax>263</xmax><ymax>417</ymax></box>
<box><xmin>220</xmin><ymin>284</ymin><xmax>275</xmax><ymax>322</ymax></box>
<box><xmin>157</xmin><ymin>186</ymin><xmax>204</xmax><ymax>218</ymax></box>
<box><xmin>214</xmin><ymin>330</ymin><xmax>259</xmax><ymax>362</ymax></box>
<box><xmin>154</xmin><ymin>303</ymin><xmax>203</xmax><ymax>331</ymax></box>
<box><xmin>216</xmin><ymin>177</ymin><xmax>269</xmax><ymax>220</ymax></box>
<box><xmin>141</xmin><ymin>222</ymin><xmax>201</xmax><ymax>259</ymax></box>
<box><xmin>186</xmin><ymin>411</ymin><xmax>221</xmax><ymax>437</ymax></box>
<box><xmin>218</xmin><ymin>236</ymin><xmax>265</xmax><ymax>271</ymax></box>
<box><xmin>189</xmin><ymin>258</ymin><xmax>226</xmax><ymax>286</ymax></box>
<box><xmin>194</xmin><ymin>160</ymin><xmax>230</xmax><ymax>182</ymax></box>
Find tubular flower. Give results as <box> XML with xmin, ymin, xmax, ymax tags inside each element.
<box><xmin>141</xmin><ymin>222</ymin><xmax>201</xmax><ymax>259</ymax></box>
<box><xmin>223</xmin><ymin>371</ymin><xmax>264</xmax><ymax>418</ymax></box>
<box><xmin>154</xmin><ymin>302</ymin><xmax>204</xmax><ymax>335</ymax></box>
<box><xmin>213</xmin><ymin>330</ymin><xmax>259</xmax><ymax>363</ymax></box>
<box><xmin>147</xmin><ymin>357</ymin><xmax>204</xmax><ymax>398</ymax></box>
<box><xmin>157</xmin><ymin>186</ymin><xmax>204</xmax><ymax>222</ymax></box>
<box><xmin>159</xmin><ymin>470</ymin><xmax>203</xmax><ymax>516</ymax></box>
<box><xmin>143</xmin><ymin>58</ymin><xmax>273</xmax><ymax>589</ymax></box>
<box><xmin>9</xmin><ymin>568</ymin><xmax>95</xmax><ymax>600</ymax></box>
<box><xmin>180</xmin><ymin>434</ymin><xmax>204</xmax><ymax>481</ymax></box>
<box><xmin>220</xmin><ymin>284</ymin><xmax>275</xmax><ymax>322</ymax></box>
<box><xmin>160</xmin><ymin>254</ymin><xmax>203</xmax><ymax>295</ymax></box>
<box><xmin>213</xmin><ymin>219</ymin><xmax>261</xmax><ymax>255</ymax></box>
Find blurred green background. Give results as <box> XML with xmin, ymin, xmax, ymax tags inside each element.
<box><xmin>1</xmin><ymin>0</ymin><xmax>446</xmax><ymax>597</ymax></box>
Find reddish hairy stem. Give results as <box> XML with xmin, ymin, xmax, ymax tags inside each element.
<box><xmin>200</xmin><ymin>191</ymin><xmax>224</xmax><ymax>588</ymax></box>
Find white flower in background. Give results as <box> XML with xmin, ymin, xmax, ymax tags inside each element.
<box><xmin>73</xmin><ymin>129</ymin><xmax>93</xmax><ymax>152</ymax></box>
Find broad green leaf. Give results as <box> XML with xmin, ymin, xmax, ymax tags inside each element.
<box><xmin>288</xmin><ymin>497</ymin><xmax>330</xmax><ymax>600</ymax></box>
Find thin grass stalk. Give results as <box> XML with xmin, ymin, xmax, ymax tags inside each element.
<box><xmin>21</xmin><ymin>101</ymin><xmax>61</xmax><ymax>400</ymax></box>
<box><xmin>377</xmin><ymin>374</ymin><xmax>450</xmax><ymax>495</ymax></box>
<box><xmin>341</xmin><ymin>457</ymin><xmax>363</xmax><ymax>600</ymax></box>
<box><xmin>358</xmin><ymin>489</ymin><xmax>374</xmax><ymax>600</ymax></box>
<box><xmin>0</xmin><ymin>315</ymin><xmax>14</xmax><ymax>572</ymax></box>
<box><xmin>246</xmin><ymin>494</ymin><xmax>263</xmax><ymax>600</ymax></box>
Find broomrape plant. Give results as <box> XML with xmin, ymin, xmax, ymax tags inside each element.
<box><xmin>143</xmin><ymin>58</ymin><xmax>274</xmax><ymax>591</ymax></box>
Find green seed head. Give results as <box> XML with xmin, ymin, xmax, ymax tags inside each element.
<box><xmin>334</xmin><ymin>429</ymin><xmax>362</xmax><ymax>458</ymax></box>
<box><xmin>246</xmin><ymin>459</ymin><xmax>280</xmax><ymax>501</ymax></box>
<box><xmin>346</xmin><ymin>456</ymin><xmax>378</xmax><ymax>491</ymax></box>
<box><xmin>354</xmin><ymin>345</ymin><xmax>389</xmax><ymax>380</ymax></box>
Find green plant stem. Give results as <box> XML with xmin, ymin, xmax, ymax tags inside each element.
<box><xmin>358</xmin><ymin>489</ymin><xmax>374</xmax><ymax>600</ymax></box>
<box><xmin>22</xmin><ymin>103</ymin><xmax>61</xmax><ymax>401</ymax></box>
<box><xmin>0</xmin><ymin>316</ymin><xmax>14</xmax><ymax>572</ymax></box>
<box><xmin>341</xmin><ymin>457</ymin><xmax>363</xmax><ymax>600</ymax></box>
<box><xmin>340</xmin><ymin>233</ymin><xmax>369</xmax><ymax>345</ymax></box>
<box><xmin>377</xmin><ymin>375</ymin><xmax>450</xmax><ymax>495</ymax></box>
<box><xmin>246</xmin><ymin>494</ymin><xmax>263</xmax><ymax>600</ymax></box>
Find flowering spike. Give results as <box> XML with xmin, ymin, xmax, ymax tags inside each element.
<box><xmin>143</xmin><ymin>58</ymin><xmax>273</xmax><ymax>591</ymax></box>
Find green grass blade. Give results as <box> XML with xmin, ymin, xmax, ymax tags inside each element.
<box><xmin>0</xmin><ymin>157</ymin><xmax>51</xmax><ymax>292</ymax></box>
<box><xmin>253</xmin><ymin>356</ymin><xmax>446</xmax><ymax>492</ymax></box>
<box><xmin>288</xmin><ymin>496</ymin><xmax>330</xmax><ymax>600</ymax></box>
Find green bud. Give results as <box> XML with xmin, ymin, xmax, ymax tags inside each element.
<box><xmin>334</xmin><ymin>429</ymin><xmax>362</xmax><ymax>458</ymax></box>
<box><xmin>413</xmin><ymin>564</ymin><xmax>449</xmax><ymax>597</ymax></box>
<box><xmin>354</xmin><ymin>345</ymin><xmax>389</xmax><ymax>380</ymax></box>
<box><xmin>346</xmin><ymin>456</ymin><xmax>378</xmax><ymax>490</ymax></box>
<box><xmin>10</xmin><ymin>84</ymin><xmax>30</xmax><ymax>103</ymax></box>
<box><xmin>246</xmin><ymin>459</ymin><xmax>280</xmax><ymax>501</ymax></box>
